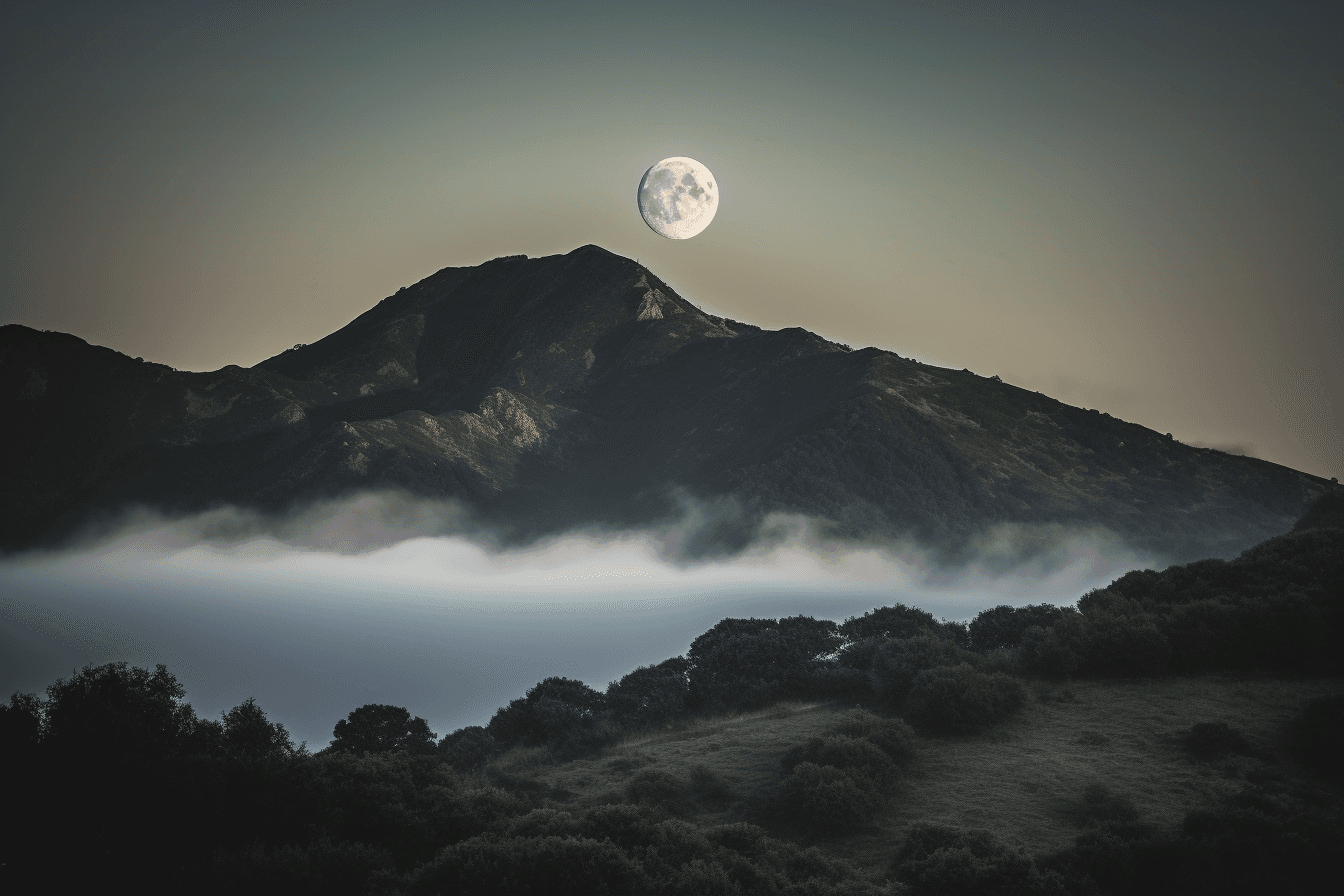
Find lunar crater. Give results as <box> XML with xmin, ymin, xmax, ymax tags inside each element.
<box><xmin>638</xmin><ymin>156</ymin><xmax>718</xmax><ymax>239</ymax></box>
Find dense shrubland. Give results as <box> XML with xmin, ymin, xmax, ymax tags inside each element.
<box><xmin>1</xmin><ymin>498</ymin><xmax>1340</xmax><ymax>892</ymax></box>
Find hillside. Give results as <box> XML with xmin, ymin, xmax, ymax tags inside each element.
<box><xmin>1</xmin><ymin>245</ymin><xmax>1330</xmax><ymax>560</ymax></box>
<box><xmin>3</xmin><ymin>507</ymin><xmax>1341</xmax><ymax>892</ymax></box>
<box><xmin>508</xmin><ymin>675</ymin><xmax>1344</xmax><ymax>873</ymax></box>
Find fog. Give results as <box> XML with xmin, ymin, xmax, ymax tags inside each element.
<box><xmin>0</xmin><ymin>492</ymin><xmax>1156</xmax><ymax>748</ymax></box>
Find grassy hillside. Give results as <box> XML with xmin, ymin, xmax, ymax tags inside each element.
<box><xmin>486</xmin><ymin>674</ymin><xmax>1344</xmax><ymax>879</ymax></box>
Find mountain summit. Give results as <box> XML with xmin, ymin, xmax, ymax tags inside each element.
<box><xmin>1</xmin><ymin>245</ymin><xmax>1330</xmax><ymax>559</ymax></box>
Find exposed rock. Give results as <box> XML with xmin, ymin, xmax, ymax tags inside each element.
<box><xmin>0</xmin><ymin>245</ymin><xmax>1330</xmax><ymax>559</ymax></box>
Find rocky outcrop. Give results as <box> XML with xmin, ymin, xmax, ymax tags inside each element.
<box><xmin>1</xmin><ymin>245</ymin><xmax>1330</xmax><ymax>559</ymax></box>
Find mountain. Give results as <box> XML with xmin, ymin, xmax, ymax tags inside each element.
<box><xmin>1</xmin><ymin>245</ymin><xmax>1331</xmax><ymax>559</ymax></box>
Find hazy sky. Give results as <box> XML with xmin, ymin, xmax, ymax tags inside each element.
<box><xmin>2</xmin><ymin>0</ymin><xmax>1341</xmax><ymax>480</ymax></box>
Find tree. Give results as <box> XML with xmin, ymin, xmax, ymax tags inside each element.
<box><xmin>904</xmin><ymin>664</ymin><xmax>1026</xmax><ymax>734</ymax></box>
<box><xmin>606</xmin><ymin>657</ymin><xmax>689</xmax><ymax>728</ymax></box>
<box><xmin>687</xmin><ymin>616</ymin><xmax>841</xmax><ymax>709</ymax></box>
<box><xmin>840</xmin><ymin>603</ymin><xmax>941</xmax><ymax>641</ymax></box>
<box><xmin>869</xmin><ymin>631</ymin><xmax>976</xmax><ymax>706</ymax></box>
<box><xmin>222</xmin><ymin>697</ymin><xmax>299</xmax><ymax>762</ymax></box>
<box><xmin>969</xmin><ymin>604</ymin><xmax>1068</xmax><ymax>652</ymax></box>
<box><xmin>439</xmin><ymin>726</ymin><xmax>496</xmax><ymax>769</ymax></box>
<box><xmin>330</xmin><ymin>704</ymin><xmax>436</xmax><ymax>754</ymax></box>
<box><xmin>0</xmin><ymin>692</ymin><xmax>43</xmax><ymax>761</ymax></box>
<box><xmin>43</xmin><ymin>662</ymin><xmax>200</xmax><ymax>765</ymax></box>
<box><xmin>486</xmin><ymin>677</ymin><xmax>609</xmax><ymax>749</ymax></box>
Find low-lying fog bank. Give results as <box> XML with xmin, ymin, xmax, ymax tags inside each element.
<box><xmin>0</xmin><ymin>492</ymin><xmax>1155</xmax><ymax>748</ymax></box>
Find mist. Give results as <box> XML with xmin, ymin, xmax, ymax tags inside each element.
<box><xmin>0</xmin><ymin>491</ymin><xmax>1156</xmax><ymax>748</ymax></box>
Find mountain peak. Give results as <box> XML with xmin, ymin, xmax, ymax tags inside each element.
<box><xmin>0</xmin><ymin>248</ymin><xmax>1330</xmax><ymax>559</ymax></box>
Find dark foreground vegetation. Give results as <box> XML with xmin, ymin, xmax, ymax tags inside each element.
<box><xmin>3</xmin><ymin>494</ymin><xmax>1342</xmax><ymax>893</ymax></box>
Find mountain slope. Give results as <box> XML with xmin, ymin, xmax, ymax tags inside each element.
<box><xmin>1</xmin><ymin>245</ymin><xmax>1329</xmax><ymax>558</ymax></box>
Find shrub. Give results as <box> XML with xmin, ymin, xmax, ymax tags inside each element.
<box><xmin>486</xmin><ymin>677</ymin><xmax>607</xmax><ymax>749</ymax></box>
<box><xmin>806</xmin><ymin>663</ymin><xmax>874</xmax><ymax>699</ymax></box>
<box><xmin>626</xmin><ymin>769</ymin><xmax>693</xmax><ymax>815</ymax></box>
<box><xmin>404</xmin><ymin>834</ymin><xmax>648</xmax><ymax>896</ymax></box>
<box><xmin>1184</xmin><ymin>722</ymin><xmax>1253</xmax><ymax>761</ymax></box>
<box><xmin>687</xmin><ymin>617</ymin><xmax>842</xmax><ymax>710</ymax></box>
<box><xmin>870</xmin><ymin>632</ymin><xmax>977</xmax><ymax>706</ymax></box>
<box><xmin>835</xmin><ymin>635</ymin><xmax>886</xmax><ymax>669</ymax></box>
<box><xmin>781</xmin><ymin>736</ymin><xmax>900</xmax><ymax>794</ymax></box>
<box><xmin>1040</xmin><ymin>824</ymin><xmax>1168</xmax><ymax>896</ymax></box>
<box><xmin>841</xmin><ymin>603</ymin><xmax>942</xmax><ymax>641</ymax></box>
<box><xmin>891</xmin><ymin>823</ymin><xmax>1064</xmax><ymax>895</ymax></box>
<box><xmin>688</xmin><ymin>764</ymin><xmax>735</xmax><ymax>803</ymax></box>
<box><xmin>969</xmin><ymin>604</ymin><xmax>1068</xmax><ymax>652</ymax></box>
<box><xmin>776</xmin><ymin>762</ymin><xmax>884</xmax><ymax>836</ymax></box>
<box><xmin>1019</xmin><ymin>612</ymin><xmax>1089</xmax><ymax>678</ymax></box>
<box><xmin>826</xmin><ymin>709</ymin><xmax>918</xmax><ymax>766</ymax></box>
<box><xmin>438</xmin><ymin>725</ymin><xmax>496</xmax><ymax>770</ymax></box>
<box><xmin>606</xmin><ymin>657</ymin><xmax>690</xmax><ymax>728</ymax></box>
<box><xmin>905</xmin><ymin>664</ymin><xmax>1026</xmax><ymax>734</ymax></box>
<box><xmin>1083</xmin><ymin>611</ymin><xmax>1171</xmax><ymax>677</ymax></box>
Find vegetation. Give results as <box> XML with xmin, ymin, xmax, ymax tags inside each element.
<box><xmin>1</xmin><ymin>499</ymin><xmax>1340</xmax><ymax>892</ymax></box>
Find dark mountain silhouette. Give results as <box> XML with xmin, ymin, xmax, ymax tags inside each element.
<box><xmin>1</xmin><ymin>245</ymin><xmax>1332</xmax><ymax>559</ymax></box>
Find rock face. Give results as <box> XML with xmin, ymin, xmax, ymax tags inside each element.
<box><xmin>0</xmin><ymin>244</ymin><xmax>1332</xmax><ymax>559</ymax></box>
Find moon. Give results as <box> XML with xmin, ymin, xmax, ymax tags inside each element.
<box><xmin>637</xmin><ymin>157</ymin><xmax>719</xmax><ymax>240</ymax></box>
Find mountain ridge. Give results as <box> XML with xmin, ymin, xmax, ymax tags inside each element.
<box><xmin>1</xmin><ymin>244</ymin><xmax>1331</xmax><ymax>560</ymax></box>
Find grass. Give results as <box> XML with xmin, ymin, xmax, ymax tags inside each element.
<box><xmin>481</xmin><ymin>675</ymin><xmax>1344</xmax><ymax>877</ymax></box>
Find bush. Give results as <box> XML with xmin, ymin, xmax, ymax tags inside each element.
<box><xmin>826</xmin><ymin>709</ymin><xmax>918</xmax><ymax>766</ymax></box>
<box><xmin>806</xmin><ymin>663</ymin><xmax>874</xmax><ymax>699</ymax></box>
<box><xmin>687</xmin><ymin>616</ymin><xmax>842</xmax><ymax>710</ymax></box>
<box><xmin>438</xmin><ymin>725</ymin><xmax>496</xmax><ymax>770</ymax></box>
<box><xmin>969</xmin><ymin>604</ymin><xmax>1068</xmax><ymax>652</ymax></box>
<box><xmin>626</xmin><ymin>769</ymin><xmax>694</xmax><ymax>815</ymax></box>
<box><xmin>835</xmin><ymin>635</ymin><xmax>886</xmax><ymax>669</ymax></box>
<box><xmin>1084</xmin><ymin>611</ymin><xmax>1171</xmax><ymax>677</ymax></box>
<box><xmin>905</xmin><ymin>664</ymin><xmax>1026</xmax><ymax>734</ymax></box>
<box><xmin>1185</xmin><ymin>722</ymin><xmax>1253</xmax><ymax>761</ymax></box>
<box><xmin>870</xmin><ymin>632</ymin><xmax>977</xmax><ymax>706</ymax></box>
<box><xmin>1040</xmin><ymin>824</ymin><xmax>1170</xmax><ymax>896</ymax></box>
<box><xmin>404</xmin><ymin>834</ymin><xmax>648</xmax><ymax>895</ymax></box>
<box><xmin>891</xmin><ymin>823</ymin><xmax>1065</xmax><ymax>895</ymax></box>
<box><xmin>1019</xmin><ymin>611</ymin><xmax>1089</xmax><ymax>678</ymax></box>
<box><xmin>781</xmin><ymin>736</ymin><xmax>900</xmax><ymax>794</ymax></box>
<box><xmin>841</xmin><ymin>603</ymin><xmax>942</xmax><ymax>641</ymax></box>
<box><xmin>776</xmin><ymin>762</ymin><xmax>884</xmax><ymax>836</ymax></box>
<box><xmin>606</xmin><ymin>657</ymin><xmax>690</xmax><ymax>728</ymax></box>
<box><xmin>688</xmin><ymin>764</ymin><xmax>735</xmax><ymax>803</ymax></box>
<box><xmin>486</xmin><ymin>677</ymin><xmax>607</xmax><ymax>749</ymax></box>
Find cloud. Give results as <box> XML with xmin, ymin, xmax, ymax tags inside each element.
<box><xmin>1</xmin><ymin>490</ymin><xmax>1159</xmax><ymax>747</ymax></box>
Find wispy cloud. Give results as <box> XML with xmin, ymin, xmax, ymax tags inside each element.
<box><xmin>1</xmin><ymin>491</ymin><xmax>1157</xmax><ymax>747</ymax></box>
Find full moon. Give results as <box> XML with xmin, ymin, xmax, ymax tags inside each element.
<box><xmin>637</xmin><ymin>157</ymin><xmax>719</xmax><ymax>240</ymax></box>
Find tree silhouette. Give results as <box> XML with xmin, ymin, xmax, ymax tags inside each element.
<box><xmin>329</xmin><ymin>704</ymin><xmax>436</xmax><ymax>754</ymax></box>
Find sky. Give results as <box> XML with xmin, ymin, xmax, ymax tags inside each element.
<box><xmin>1</xmin><ymin>0</ymin><xmax>1341</xmax><ymax>482</ymax></box>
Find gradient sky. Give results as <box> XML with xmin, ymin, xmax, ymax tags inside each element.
<box><xmin>3</xmin><ymin>1</ymin><xmax>1341</xmax><ymax>480</ymax></box>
